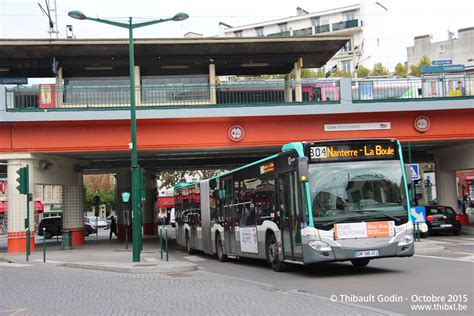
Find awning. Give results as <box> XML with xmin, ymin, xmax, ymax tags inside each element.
<box><xmin>0</xmin><ymin>201</ymin><xmax>6</xmax><ymax>214</ymax></box>
<box><xmin>156</xmin><ymin>197</ymin><xmax>174</xmax><ymax>209</ymax></box>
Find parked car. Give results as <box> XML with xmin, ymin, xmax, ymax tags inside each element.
<box><xmin>38</xmin><ymin>216</ymin><xmax>98</xmax><ymax>239</ymax></box>
<box><xmin>425</xmin><ymin>205</ymin><xmax>462</xmax><ymax>236</ymax></box>
<box><xmin>85</xmin><ymin>216</ymin><xmax>109</xmax><ymax>229</ymax></box>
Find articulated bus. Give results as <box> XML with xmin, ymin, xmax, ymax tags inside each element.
<box><xmin>174</xmin><ymin>139</ymin><xmax>414</xmax><ymax>271</ymax></box>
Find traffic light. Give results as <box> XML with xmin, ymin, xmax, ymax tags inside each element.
<box><xmin>16</xmin><ymin>166</ymin><xmax>29</xmax><ymax>195</ymax></box>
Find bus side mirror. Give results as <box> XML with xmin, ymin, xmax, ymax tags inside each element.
<box><xmin>298</xmin><ymin>157</ymin><xmax>309</xmax><ymax>183</ymax></box>
<box><xmin>404</xmin><ymin>164</ymin><xmax>412</xmax><ymax>185</ymax></box>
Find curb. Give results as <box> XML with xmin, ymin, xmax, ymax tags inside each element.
<box><xmin>59</xmin><ymin>261</ymin><xmax>198</xmax><ymax>274</ymax></box>
<box><xmin>0</xmin><ymin>257</ymin><xmax>12</xmax><ymax>263</ymax></box>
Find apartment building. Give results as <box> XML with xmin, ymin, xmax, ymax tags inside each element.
<box><xmin>218</xmin><ymin>0</ymin><xmax>391</xmax><ymax>75</ymax></box>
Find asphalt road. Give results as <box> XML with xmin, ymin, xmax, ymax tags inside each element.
<box><xmin>170</xmin><ymin>234</ymin><xmax>474</xmax><ymax>315</ymax></box>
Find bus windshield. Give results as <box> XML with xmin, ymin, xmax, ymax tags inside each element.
<box><xmin>308</xmin><ymin>160</ymin><xmax>408</xmax><ymax>229</ymax></box>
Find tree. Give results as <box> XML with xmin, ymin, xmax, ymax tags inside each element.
<box><xmin>83</xmin><ymin>174</ymin><xmax>116</xmax><ymax>213</ymax></box>
<box><xmin>331</xmin><ymin>70</ymin><xmax>352</xmax><ymax>78</ymax></box>
<box><xmin>409</xmin><ymin>55</ymin><xmax>431</xmax><ymax>77</ymax></box>
<box><xmin>370</xmin><ymin>62</ymin><xmax>389</xmax><ymax>76</ymax></box>
<box><xmin>394</xmin><ymin>63</ymin><xmax>408</xmax><ymax>77</ymax></box>
<box><xmin>158</xmin><ymin>169</ymin><xmax>226</xmax><ymax>189</ymax></box>
<box><xmin>356</xmin><ymin>65</ymin><xmax>370</xmax><ymax>78</ymax></box>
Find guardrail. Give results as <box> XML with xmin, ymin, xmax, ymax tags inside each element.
<box><xmin>352</xmin><ymin>75</ymin><xmax>474</xmax><ymax>101</ymax></box>
<box><xmin>5</xmin><ymin>80</ymin><xmax>341</xmax><ymax>110</ymax></box>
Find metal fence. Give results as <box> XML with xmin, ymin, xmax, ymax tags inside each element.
<box><xmin>352</xmin><ymin>75</ymin><xmax>474</xmax><ymax>101</ymax></box>
<box><xmin>4</xmin><ymin>80</ymin><xmax>340</xmax><ymax>110</ymax></box>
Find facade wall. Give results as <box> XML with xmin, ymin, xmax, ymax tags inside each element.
<box><xmin>407</xmin><ymin>27</ymin><xmax>474</xmax><ymax>66</ymax></box>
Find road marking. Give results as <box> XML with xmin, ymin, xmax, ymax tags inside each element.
<box><xmin>144</xmin><ymin>257</ymin><xmax>159</xmax><ymax>262</ymax></box>
<box><xmin>415</xmin><ymin>254</ymin><xmax>474</xmax><ymax>263</ymax></box>
<box><xmin>457</xmin><ymin>255</ymin><xmax>474</xmax><ymax>261</ymax></box>
<box><xmin>0</xmin><ymin>262</ymin><xmax>30</xmax><ymax>267</ymax></box>
<box><xmin>183</xmin><ymin>255</ymin><xmax>206</xmax><ymax>262</ymax></box>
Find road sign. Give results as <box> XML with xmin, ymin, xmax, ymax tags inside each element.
<box><xmin>432</xmin><ymin>60</ymin><xmax>452</xmax><ymax>66</ymax></box>
<box><xmin>411</xmin><ymin>206</ymin><xmax>426</xmax><ymax>223</ymax></box>
<box><xmin>421</xmin><ymin>64</ymin><xmax>464</xmax><ymax>74</ymax></box>
<box><xmin>409</xmin><ymin>164</ymin><xmax>420</xmax><ymax>181</ymax></box>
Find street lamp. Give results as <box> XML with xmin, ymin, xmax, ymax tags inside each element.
<box><xmin>68</xmin><ymin>10</ymin><xmax>189</xmax><ymax>262</ymax></box>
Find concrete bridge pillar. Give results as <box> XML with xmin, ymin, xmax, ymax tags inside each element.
<box><xmin>115</xmin><ymin>169</ymin><xmax>132</xmax><ymax>241</ymax></box>
<box><xmin>6</xmin><ymin>159</ymin><xmax>35</xmax><ymax>253</ymax></box>
<box><xmin>434</xmin><ymin>142</ymin><xmax>474</xmax><ymax>210</ymax></box>
<box><xmin>62</xmin><ymin>181</ymin><xmax>85</xmax><ymax>246</ymax></box>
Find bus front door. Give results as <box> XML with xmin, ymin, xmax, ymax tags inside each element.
<box><xmin>278</xmin><ymin>171</ymin><xmax>303</xmax><ymax>261</ymax></box>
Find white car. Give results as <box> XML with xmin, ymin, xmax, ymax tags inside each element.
<box><xmin>85</xmin><ymin>216</ymin><xmax>109</xmax><ymax>229</ymax></box>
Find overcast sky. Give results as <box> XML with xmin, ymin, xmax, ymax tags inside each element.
<box><xmin>1</xmin><ymin>0</ymin><xmax>473</xmax><ymax>64</ymax></box>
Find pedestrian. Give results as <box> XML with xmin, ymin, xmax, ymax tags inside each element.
<box><xmin>109</xmin><ymin>215</ymin><xmax>118</xmax><ymax>239</ymax></box>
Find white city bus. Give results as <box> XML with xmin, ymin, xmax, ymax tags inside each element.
<box><xmin>174</xmin><ymin>139</ymin><xmax>414</xmax><ymax>271</ymax></box>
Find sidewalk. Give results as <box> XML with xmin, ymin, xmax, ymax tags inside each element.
<box><xmin>0</xmin><ymin>237</ymin><xmax>197</xmax><ymax>274</ymax></box>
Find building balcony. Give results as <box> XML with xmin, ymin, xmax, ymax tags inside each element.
<box><xmin>332</xmin><ymin>19</ymin><xmax>360</xmax><ymax>31</ymax></box>
<box><xmin>293</xmin><ymin>27</ymin><xmax>313</xmax><ymax>36</ymax></box>
<box><xmin>315</xmin><ymin>24</ymin><xmax>330</xmax><ymax>34</ymax></box>
<box><xmin>267</xmin><ymin>31</ymin><xmax>291</xmax><ymax>37</ymax></box>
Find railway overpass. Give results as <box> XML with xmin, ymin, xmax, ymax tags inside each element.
<box><xmin>0</xmin><ymin>37</ymin><xmax>473</xmax><ymax>253</ymax></box>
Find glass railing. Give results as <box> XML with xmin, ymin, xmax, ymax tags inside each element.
<box><xmin>293</xmin><ymin>27</ymin><xmax>313</xmax><ymax>36</ymax></box>
<box><xmin>267</xmin><ymin>31</ymin><xmax>291</xmax><ymax>37</ymax></box>
<box><xmin>315</xmin><ymin>24</ymin><xmax>330</xmax><ymax>34</ymax></box>
<box><xmin>352</xmin><ymin>75</ymin><xmax>474</xmax><ymax>101</ymax></box>
<box><xmin>332</xmin><ymin>19</ymin><xmax>359</xmax><ymax>31</ymax></box>
<box><xmin>5</xmin><ymin>80</ymin><xmax>341</xmax><ymax>110</ymax></box>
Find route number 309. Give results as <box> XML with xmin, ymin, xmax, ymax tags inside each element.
<box><xmin>310</xmin><ymin>147</ymin><xmax>328</xmax><ymax>158</ymax></box>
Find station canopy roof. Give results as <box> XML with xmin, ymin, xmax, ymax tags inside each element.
<box><xmin>0</xmin><ymin>36</ymin><xmax>349</xmax><ymax>78</ymax></box>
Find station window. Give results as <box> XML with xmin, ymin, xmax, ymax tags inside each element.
<box><xmin>234</xmin><ymin>31</ymin><xmax>243</xmax><ymax>37</ymax></box>
<box><xmin>311</xmin><ymin>17</ymin><xmax>320</xmax><ymax>27</ymax></box>
<box><xmin>255</xmin><ymin>27</ymin><xmax>264</xmax><ymax>37</ymax></box>
<box><xmin>278</xmin><ymin>23</ymin><xmax>288</xmax><ymax>32</ymax></box>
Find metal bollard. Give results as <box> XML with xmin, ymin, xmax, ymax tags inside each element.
<box><xmin>26</xmin><ymin>227</ymin><xmax>30</xmax><ymax>262</ymax></box>
<box><xmin>165</xmin><ymin>226</ymin><xmax>168</xmax><ymax>262</ymax></box>
<box><xmin>160</xmin><ymin>226</ymin><xmax>163</xmax><ymax>260</ymax></box>
<box><xmin>43</xmin><ymin>227</ymin><xmax>46</xmax><ymax>263</ymax></box>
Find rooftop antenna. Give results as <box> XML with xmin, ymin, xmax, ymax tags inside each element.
<box><xmin>38</xmin><ymin>0</ymin><xmax>59</xmax><ymax>39</ymax></box>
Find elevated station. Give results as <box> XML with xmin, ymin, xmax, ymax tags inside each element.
<box><xmin>0</xmin><ymin>36</ymin><xmax>473</xmax><ymax>253</ymax></box>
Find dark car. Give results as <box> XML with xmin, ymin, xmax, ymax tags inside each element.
<box><xmin>425</xmin><ymin>205</ymin><xmax>462</xmax><ymax>236</ymax></box>
<box><xmin>38</xmin><ymin>216</ymin><xmax>97</xmax><ymax>239</ymax></box>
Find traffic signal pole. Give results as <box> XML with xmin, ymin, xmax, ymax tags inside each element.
<box><xmin>16</xmin><ymin>165</ymin><xmax>30</xmax><ymax>260</ymax></box>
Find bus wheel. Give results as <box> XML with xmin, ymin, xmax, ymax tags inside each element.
<box><xmin>266</xmin><ymin>234</ymin><xmax>285</xmax><ymax>272</ymax></box>
<box><xmin>351</xmin><ymin>259</ymin><xmax>370</xmax><ymax>267</ymax></box>
<box><xmin>216</xmin><ymin>234</ymin><xmax>227</xmax><ymax>262</ymax></box>
<box><xmin>185</xmin><ymin>231</ymin><xmax>195</xmax><ymax>255</ymax></box>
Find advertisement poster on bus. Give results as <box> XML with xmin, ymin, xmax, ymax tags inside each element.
<box><xmin>240</xmin><ymin>227</ymin><xmax>258</xmax><ymax>253</ymax></box>
<box><xmin>334</xmin><ymin>221</ymin><xmax>395</xmax><ymax>239</ymax></box>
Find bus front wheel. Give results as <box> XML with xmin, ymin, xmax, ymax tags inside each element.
<box><xmin>351</xmin><ymin>258</ymin><xmax>370</xmax><ymax>267</ymax></box>
<box><xmin>216</xmin><ymin>234</ymin><xmax>227</xmax><ymax>262</ymax></box>
<box><xmin>266</xmin><ymin>234</ymin><xmax>285</xmax><ymax>272</ymax></box>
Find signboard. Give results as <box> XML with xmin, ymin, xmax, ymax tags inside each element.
<box><xmin>411</xmin><ymin>206</ymin><xmax>426</xmax><ymax>224</ymax></box>
<box><xmin>259</xmin><ymin>161</ymin><xmax>275</xmax><ymax>175</ymax></box>
<box><xmin>39</xmin><ymin>84</ymin><xmax>56</xmax><ymax>108</ymax></box>
<box><xmin>324</xmin><ymin>122</ymin><xmax>391</xmax><ymax>132</ymax></box>
<box><xmin>308</xmin><ymin>141</ymin><xmax>397</xmax><ymax>163</ymax></box>
<box><xmin>334</xmin><ymin>221</ymin><xmax>395</xmax><ymax>239</ymax></box>
<box><xmin>228</xmin><ymin>125</ymin><xmax>244</xmax><ymax>142</ymax></box>
<box><xmin>432</xmin><ymin>60</ymin><xmax>452</xmax><ymax>66</ymax></box>
<box><xmin>409</xmin><ymin>164</ymin><xmax>420</xmax><ymax>181</ymax></box>
<box><xmin>0</xmin><ymin>78</ymin><xmax>28</xmax><ymax>85</ymax></box>
<box><xmin>414</xmin><ymin>116</ymin><xmax>430</xmax><ymax>133</ymax></box>
<box><xmin>240</xmin><ymin>227</ymin><xmax>258</xmax><ymax>253</ymax></box>
<box><xmin>421</xmin><ymin>65</ymin><xmax>464</xmax><ymax>74</ymax></box>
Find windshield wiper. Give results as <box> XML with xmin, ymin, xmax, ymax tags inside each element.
<box><xmin>360</xmin><ymin>210</ymin><xmax>402</xmax><ymax>222</ymax></box>
<box><xmin>321</xmin><ymin>215</ymin><xmax>365</xmax><ymax>227</ymax></box>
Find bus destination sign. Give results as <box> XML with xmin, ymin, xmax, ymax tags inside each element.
<box><xmin>309</xmin><ymin>142</ymin><xmax>397</xmax><ymax>162</ymax></box>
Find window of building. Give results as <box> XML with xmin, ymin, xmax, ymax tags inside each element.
<box><xmin>343</xmin><ymin>10</ymin><xmax>356</xmax><ymax>21</ymax></box>
<box><xmin>234</xmin><ymin>31</ymin><xmax>243</xmax><ymax>37</ymax></box>
<box><xmin>341</xmin><ymin>60</ymin><xmax>352</xmax><ymax>74</ymax></box>
<box><xmin>277</xmin><ymin>23</ymin><xmax>288</xmax><ymax>32</ymax></box>
<box><xmin>341</xmin><ymin>40</ymin><xmax>352</xmax><ymax>53</ymax></box>
<box><xmin>440</xmin><ymin>44</ymin><xmax>447</xmax><ymax>53</ymax></box>
<box><xmin>311</xmin><ymin>17</ymin><xmax>321</xmax><ymax>26</ymax></box>
<box><xmin>255</xmin><ymin>27</ymin><xmax>264</xmax><ymax>37</ymax></box>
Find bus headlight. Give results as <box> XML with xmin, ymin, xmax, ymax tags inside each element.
<box><xmin>308</xmin><ymin>240</ymin><xmax>332</xmax><ymax>252</ymax></box>
<box><xmin>398</xmin><ymin>234</ymin><xmax>414</xmax><ymax>246</ymax></box>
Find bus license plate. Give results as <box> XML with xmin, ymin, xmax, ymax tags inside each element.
<box><xmin>354</xmin><ymin>250</ymin><xmax>379</xmax><ymax>258</ymax></box>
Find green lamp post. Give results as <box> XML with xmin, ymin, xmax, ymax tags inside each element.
<box><xmin>68</xmin><ymin>10</ymin><xmax>189</xmax><ymax>262</ymax></box>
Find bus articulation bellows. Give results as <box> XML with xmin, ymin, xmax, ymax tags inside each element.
<box><xmin>174</xmin><ymin>139</ymin><xmax>414</xmax><ymax>271</ymax></box>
